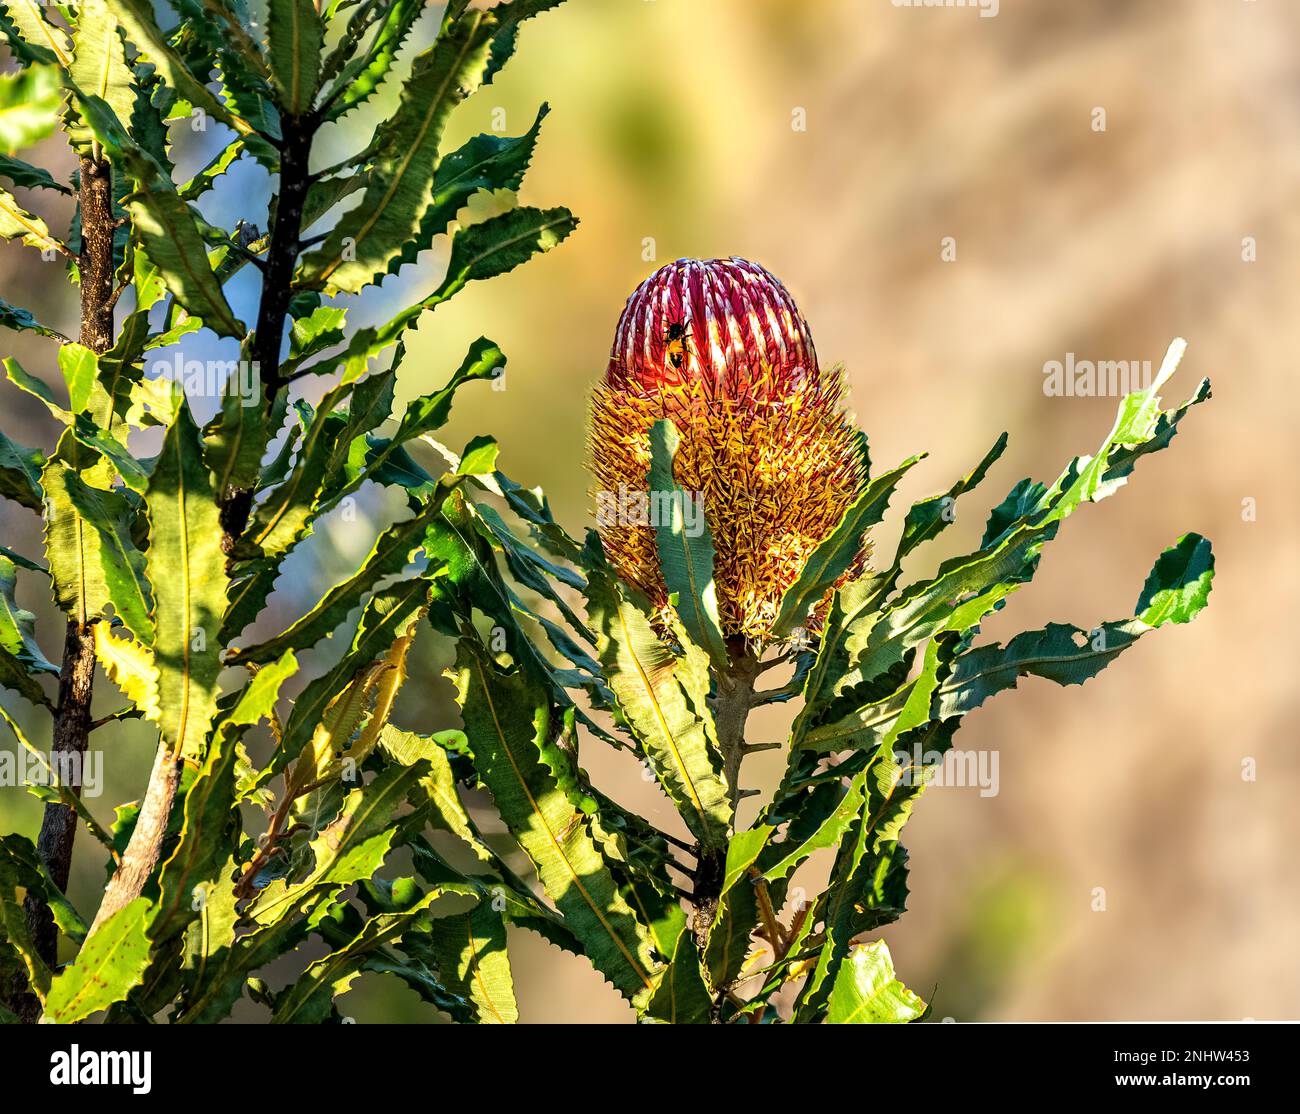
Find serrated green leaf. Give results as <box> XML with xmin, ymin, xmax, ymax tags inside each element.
<box><xmin>225</xmin><ymin>341</ymin><xmax>497</xmax><ymax>642</ymax></box>
<box><xmin>1137</xmin><ymin>532</ymin><xmax>1214</xmax><ymax>626</ymax></box>
<box><xmin>937</xmin><ymin>534</ymin><xmax>1214</xmax><ymax>718</ymax></box>
<box><xmin>327</xmin><ymin>209</ymin><xmax>574</xmax><ymax>377</ymax></box>
<box><xmin>204</xmin><ymin>373</ymin><xmax>281</xmax><ymax>501</ymax></box>
<box><xmin>41</xmin><ymin>430</ymin><xmax>120</xmax><ymax>627</ymax></box>
<box><xmin>71</xmin><ymin>414</ymin><xmax>148</xmax><ymax>493</ymax></box>
<box><xmin>271</xmin><ymin>892</ymin><xmax>439</xmax><ymax>1023</ymax></box>
<box><xmin>800</xmin><ymin>630</ymin><xmax>955</xmax><ymax>754</ymax></box>
<box><xmin>91</xmin><ymin>248</ymin><xmax>165</xmax><ymax>430</ymax></box>
<box><xmin>151</xmin><ymin>652</ymin><xmax>297</xmax><ymax>947</ymax></box>
<box><xmin>93</xmin><ymin>620</ymin><xmax>159</xmax><ymax>722</ymax></box>
<box><xmin>703</xmin><ymin>825</ymin><xmax>772</xmax><ymax>993</ymax></box>
<box><xmin>0</xmin><ymin>863</ymin><xmax>51</xmax><ymax>1003</ymax></box>
<box><xmin>239</xmin><ymin>373</ymin><xmax>394</xmax><ymax>564</ymax></box>
<box><xmin>4</xmin><ymin>354</ymin><xmax>69</xmax><ymax>420</ymax></box>
<box><xmin>177</xmin><ymin>134</ymin><xmax>245</xmax><ymax>201</ymax></box>
<box><xmin>585</xmin><ymin>564</ymin><xmax>731</xmax><ymax>849</ymax></box>
<box><xmin>425</xmin><ymin>898</ymin><xmax>518</xmax><ymax>1024</ymax></box>
<box><xmin>774</xmin><ymin>433</ymin><xmax>1012</xmax><ymax>753</ymax></box>
<box><xmin>145</xmin><ymin>397</ymin><xmax>226</xmax><ymax>760</ymax></box>
<box><xmin>1</xmin><ymin>552</ymin><xmax>56</xmax><ymax>684</ymax></box>
<box><xmin>761</xmin><ymin>774</ymin><xmax>865</xmax><ymax>883</ymax></box>
<box><xmin>175</xmin><ymin>898</ymin><xmax>320</xmax><ymax>1022</ymax></box>
<box><xmin>415</xmin><ymin>832</ymin><xmax>581</xmax><ymax>958</ymax></box>
<box><xmin>0</xmin><ymin>649</ymin><xmax>50</xmax><ymax>707</ymax></box>
<box><xmin>0</xmin><ymin>152</ymin><xmax>70</xmax><ymax>193</ymax></box>
<box><xmin>381</xmin><ymin>727</ymin><xmax>490</xmax><ymax>859</ymax></box>
<box><xmin>0</xmin><ymin>2</ymin><xmax>72</xmax><ymax>68</ymax></box>
<box><xmin>897</xmin><ymin>432</ymin><xmax>1007</xmax><ymax>561</ymax></box>
<box><xmin>645</xmin><ymin>920</ymin><xmax>712</xmax><ymax>1024</ymax></box>
<box><xmin>44</xmin><ymin>897</ymin><xmax>153</xmax><ymax>1023</ymax></box>
<box><xmin>0</xmin><ymin>545</ymin><xmax>43</xmax><ymax>574</ymax></box>
<box><xmin>0</xmin><ymin>427</ymin><xmax>43</xmax><ymax>510</ymax></box>
<box><xmin>287</xmin><ymin>303</ymin><xmax>346</xmax><ymax>368</ymax></box>
<box><xmin>271</xmin><ymin>580</ymin><xmax>431</xmax><ymax>777</ymax></box>
<box><xmin>304</xmin><ymin>8</ymin><xmax>499</xmax><ymax>292</ymax></box>
<box><xmin>233</xmin><ymin>497</ymin><xmax>441</xmax><ymax>666</ymax></box>
<box><xmin>101</xmin><ymin>0</ymin><xmax>269</xmax><ymax>154</ymax></box>
<box><xmin>844</xmin><ymin>357</ymin><xmax>1212</xmax><ymax>693</ymax></box>
<box><xmin>453</xmin><ymin>638</ymin><xmax>662</xmax><ymax>1005</ymax></box>
<box><xmin>320</xmin><ymin>0</ymin><xmax>424</xmax><ymax>122</ymax></box>
<box><xmin>212</xmin><ymin>56</ymin><xmax>280</xmax><ymax>156</ymax></box>
<box><xmin>266</xmin><ymin>0</ymin><xmax>323</xmax><ymax>115</ymax></box>
<box><xmin>457</xmin><ymin>434</ymin><xmax>498</xmax><ymax>476</ymax></box>
<box><xmin>825</xmin><ymin>939</ymin><xmax>925</xmax><ymax>1024</ymax></box>
<box><xmin>1</xmin><ymin>834</ymin><xmax>86</xmax><ymax>945</ymax></box>
<box><xmin>793</xmin><ymin>771</ymin><xmax>930</xmax><ymax>1020</ymax></box>
<box><xmin>981</xmin><ymin>476</ymin><xmax>1047</xmax><ymax>550</ymax></box>
<box><xmin>0</xmin><ymin>291</ymin><xmax>63</xmax><ymax>335</ymax></box>
<box><xmin>392</xmin><ymin>103</ymin><xmax>550</xmax><ymax>273</ymax></box>
<box><xmin>389</xmin><ymin>337</ymin><xmax>504</xmax><ymax>443</ymax></box>
<box><xmin>0</xmin><ymin>183</ymin><xmax>62</xmax><ymax>253</ymax></box>
<box><xmin>248</xmin><ymin>760</ymin><xmax>430</xmax><ymax>927</ymax></box>
<box><xmin>68</xmin><ymin>0</ymin><xmax>135</xmax><ymax>154</ymax></box>
<box><xmin>58</xmin><ymin>344</ymin><xmax>98</xmax><ymax>414</ymax></box>
<box><xmin>468</xmin><ymin>499</ymin><xmax>595</xmax><ymax>652</ymax></box>
<box><xmin>442</xmin><ymin>204</ymin><xmax>577</xmax><ymax>289</ymax></box>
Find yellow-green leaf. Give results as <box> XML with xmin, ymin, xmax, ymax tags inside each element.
<box><xmin>144</xmin><ymin>397</ymin><xmax>226</xmax><ymax>760</ymax></box>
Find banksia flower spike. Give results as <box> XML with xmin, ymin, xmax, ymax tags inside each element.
<box><xmin>590</xmin><ymin>257</ymin><xmax>869</xmax><ymax>648</ymax></box>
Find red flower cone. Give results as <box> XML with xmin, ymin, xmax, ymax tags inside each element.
<box><xmin>590</xmin><ymin>257</ymin><xmax>868</xmax><ymax>646</ymax></box>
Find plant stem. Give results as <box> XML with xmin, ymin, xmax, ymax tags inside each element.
<box><xmin>254</xmin><ymin>120</ymin><xmax>313</xmax><ymax>403</ymax></box>
<box><xmin>91</xmin><ymin>116</ymin><xmax>317</xmax><ymax>934</ymax></box>
<box><xmin>690</xmin><ymin>646</ymin><xmax>761</xmax><ymax>961</ymax></box>
<box><xmin>714</xmin><ymin>647</ymin><xmax>762</xmax><ymax>811</ymax></box>
<box><xmin>76</xmin><ymin>156</ymin><xmax>118</xmax><ymax>354</ymax></box>
<box><xmin>87</xmin><ymin>742</ymin><xmax>180</xmax><ymax>935</ymax></box>
<box><xmin>11</xmin><ymin>157</ymin><xmax>116</xmax><ymax>1019</ymax></box>
<box><xmin>221</xmin><ymin>114</ymin><xmax>315</xmax><ymax>551</ymax></box>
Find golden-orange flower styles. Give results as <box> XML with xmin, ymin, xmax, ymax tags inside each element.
<box><xmin>590</xmin><ymin>258</ymin><xmax>868</xmax><ymax>644</ymax></box>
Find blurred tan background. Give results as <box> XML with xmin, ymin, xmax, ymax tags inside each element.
<box><xmin>3</xmin><ymin>0</ymin><xmax>1299</xmax><ymax>1022</ymax></box>
<box><xmin>418</xmin><ymin>0</ymin><xmax>1300</xmax><ymax>1022</ymax></box>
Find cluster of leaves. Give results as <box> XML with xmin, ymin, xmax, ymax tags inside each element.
<box><xmin>409</xmin><ymin>338</ymin><xmax>1214</xmax><ymax>1023</ymax></box>
<box><xmin>0</xmin><ymin>0</ymin><xmax>1214</xmax><ymax>1025</ymax></box>
<box><xmin>0</xmin><ymin>0</ymin><xmax>587</xmax><ymax>1024</ymax></box>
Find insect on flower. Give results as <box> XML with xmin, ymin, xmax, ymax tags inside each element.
<box><xmin>663</xmin><ymin>316</ymin><xmax>691</xmax><ymax>370</ymax></box>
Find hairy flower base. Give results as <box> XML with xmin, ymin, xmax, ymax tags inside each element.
<box><xmin>590</xmin><ymin>370</ymin><xmax>868</xmax><ymax>643</ymax></box>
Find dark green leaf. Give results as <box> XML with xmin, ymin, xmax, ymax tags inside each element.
<box><xmin>452</xmin><ymin>637</ymin><xmax>662</xmax><ymax>1005</ymax></box>
<box><xmin>0</xmin><ymin>427</ymin><xmax>43</xmax><ymax>510</ymax></box>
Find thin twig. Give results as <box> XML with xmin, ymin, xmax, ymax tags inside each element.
<box><xmin>14</xmin><ymin>155</ymin><xmax>117</xmax><ymax>1015</ymax></box>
